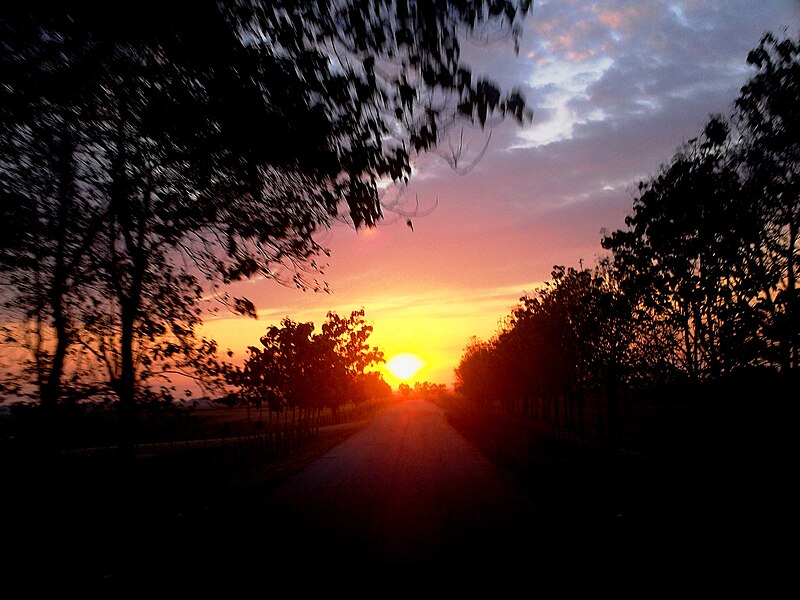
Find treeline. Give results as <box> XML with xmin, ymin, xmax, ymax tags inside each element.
<box><xmin>232</xmin><ymin>309</ymin><xmax>390</xmax><ymax>423</ymax></box>
<box><xmin>398</xmin><ymin>380</ymin><xmax>450</xmax><ymax>402</ymax></box>
<box><xmin>2</xmin><ymin>308</ymin><xmax>390</xmax><ymax>449</ymax></box>
<box><xmin>455</xmin><ymin>33</ymin><xmax>799</xmax><ymax>439</ymax></box>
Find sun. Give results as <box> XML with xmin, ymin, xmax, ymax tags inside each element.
<box><xmin>385</xmin><ymin>353</ymin><xmax>426</xmax><ymax>381</ymax></box>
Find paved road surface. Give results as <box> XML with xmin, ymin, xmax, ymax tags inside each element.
<box><xmin>257</xmin><ymin>399</ymin><xmax>554</xmax><ymax>568</ymax></box>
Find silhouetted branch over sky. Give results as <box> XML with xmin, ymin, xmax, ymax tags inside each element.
<box><xmin>0</xmin><ymin>1</ymin><xmax>533</xmax><ymax>428</ymax></box>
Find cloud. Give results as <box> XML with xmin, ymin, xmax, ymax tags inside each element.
<box><xmin>517</xmin><ymin>55</ymin><xmax>615</xmax><ymax>146</ymax></box>
<box><xmin>211</xmin><ymin>1</ymin><xmax>800</xmax><ymax>385</ymax></box>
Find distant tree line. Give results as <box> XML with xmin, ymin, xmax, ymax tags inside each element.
<box><xmin>398</xmin><ymin>380</ymin><xmax>450</xmax><ymax>402</ymax></box>
<box><xmin>455</xmin><ymin>33</ymin><xmax>799</xmax><ymax>438</ymax></box>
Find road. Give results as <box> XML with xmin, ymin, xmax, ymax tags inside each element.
<box><xmin>13</xmin><ymin>399</ymin><xmax>556</xmax><ymax>588</ymax></box>
<box><xmin>256</xmin><ymin>399</ymin><xmax>555</xmax><ymax>568</ymax></box>
<box><xmin>10</xmin><ymin>397</ymin><xmax>767</xmax><ymax>589</ymax></box>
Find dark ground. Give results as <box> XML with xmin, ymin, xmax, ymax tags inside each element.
<box><xmin>441</xmin><ymin>394</ymin><xmax>794</xmax><ymax>586</ymax></box>
<box><xmin>1</xmin><ymin>392</ymin><xmax>794</xmax><ymax>591</ymax></box>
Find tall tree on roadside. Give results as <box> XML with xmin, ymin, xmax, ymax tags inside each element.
<box><xmin>602</xmin><ymin>116</ymin><xmax>765</xmax><ymax>379</ymax></box>
<box><xmin>0</xmin><ymin>1</ymin><xmax>534</xmax><ymax>440</ymax></box>
<box><xmin>316</xmin><ymin>309</ymin><xmax>385</xmax><ymax>411</ymax></box>
<box><xmin>500</xmin><ymin>263</ymin><xmax>629</xmax><ymax>435</ymax></box>
<box><xmin>736</xmin><ymin>32</ymin><xmax>800</xmax><ymax>371</ymax></box>
<box><xmin>454</xmin><ymin>336</ymin><xmax>501</xmax><ymax>410</ymax></box>
<box><xmin>0</xmin><ymin>8</ymin><xmax>108</xmax><ymax>410</ymax></box>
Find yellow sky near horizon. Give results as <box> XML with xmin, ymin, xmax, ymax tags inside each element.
<box><xmin>198</xmin><ymin>281</ymin><xmax>539</xmax><ymax>389</ymax></box>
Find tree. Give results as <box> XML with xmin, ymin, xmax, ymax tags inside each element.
<box><xmin>452</xmin><ymin>32</ymin><xmax>800</xmax><ymax>450</ymax></box>
<box><xmin>236</xmin><ymin>310</ymin><xmax>384</xmax><ymax>419</ymax></box>
<box><xmin>736</xmin><ymin>32</ymin><xmax>800</xmax><ymax>370</ymax></box>
<box><xmin>351</xmin><ymin>370</ymin><xmax>393</xmax><ymax>404</ymax></box>
<box><xmin>602</xmin><ymin>33</ymin><xmax>800</xmax><ymax>379</ymax></box>
<box><xmin>413</xmin><ymin>381</ymin><xmax>449</xmax><ymax>402</ymax></box>
<box><xmin>493</xmin><ymin>263</ymin><xmax>627</xmax><ymax>434</ymax></box>
<box><xmin>0</xmin><ymin>8</ymin><xmax>107</xmax><ymax>411</ymax></box>
<box><xmin>317</xmin><ymin>309</ymin><xmax>385</xmax><ymax>409</ymax></box>
<box><xmin>454</xmin><ymin>336</ymin><xmax>501</xmax><ymax>409</ymax></box>
<box><xmin>0</xmin><ymin>1</ymin><xmax>534</xmax><ymax>439</ymax></box>
<box><xmin>602</xmin><ymin>116</ymin><xmax>767</xmax><ymax>379</ymax></box>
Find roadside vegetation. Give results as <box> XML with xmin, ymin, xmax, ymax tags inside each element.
<box><xmin>446</xmin><ymin>33</ymin><xmax>799</xmax><ymax>558</ymax></box>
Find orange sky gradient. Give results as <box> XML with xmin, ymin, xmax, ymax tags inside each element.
<box><xmin>198</xmin><ymin>1</ymin><xmax>798</xmax><ymax>390</ymax></box>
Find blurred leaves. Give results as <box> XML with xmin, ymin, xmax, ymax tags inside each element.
<box><xmin>0</xmin><ymin>1</ymin><xmax>533</xmax><ymax>414</ymax></box>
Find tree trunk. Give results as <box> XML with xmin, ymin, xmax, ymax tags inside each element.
<box><xmin>114</xmin><ymin>182</ymin><xmax>149</xmax><ymax>454</ymax></box>
<box><xmin>787</xmin><ymin>219</ymin><xmax>797</xmax><ymax>370</ymax></box>
<box><xmin>118</xmin><ymin>290</ymin><xmax>143</xmax><ymax>453</ymax></box>
<box><xmin>40</xmin><ymin>132</ymin><xmax>75</xmax><ymax>414</ymax></box>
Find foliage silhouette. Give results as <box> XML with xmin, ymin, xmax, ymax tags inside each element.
<box><xmin>235</xmin><ymin>309</ymin><xmax>385</xmax><ymax>420</ymax></box>
<box><xmin>602</xmin><ymin>116</ymin><xmax>765</xmax><ymax>379</ymax></box>
<box><xmin>457</xmin><ymin>32</ymin><xmax>799</xmax><ymax>444</ymax></box>
<box><xmin>456</xmin><ymin>262</ymin><xmax>627</xmax><ymax>437</ymax></box>
<box><xmin>0</xmin><ymin>1</ymin><xmax>533</xmax><ymax>442</ymax></box>
<box><xmin>735</xmin><ymin>32</ymin><xmax>800</xmax><ymax>370</ymax></box>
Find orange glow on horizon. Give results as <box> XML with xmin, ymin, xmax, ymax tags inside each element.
<box><xmin>384</xmin><ymin>353</ymin><xmax>426</xmax><ymax>382</ymax></box>
<box><xmin>197</xmin><ymin>282</ymin><xmax>538</xmax><ymax>390</ymax></box>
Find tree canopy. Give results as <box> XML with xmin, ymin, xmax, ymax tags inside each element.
<box><xmin>456</xmin><ymin>32</ymin><xmax>800</xmax><ymax>440</ymax></box>
<box><xmin>235</xmin><ymin>309</ymin><xmax>385</xmax><ymax>414</ymax></box>
<box><xmin>0</xmin><ymin>1</ymin><xmax>534</xmax><ymax>432</ymax></box>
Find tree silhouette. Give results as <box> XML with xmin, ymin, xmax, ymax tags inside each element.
<box><xmin>454</xmin><ymin>336</ymin><xmax>502</xmax><ymax>410</ymax></box>
<box><xmin>602</xmin><ymin>117</ymin><xmax>765</xmax><ymax>379</ymax></box>
<box><xmin>457</xmin><ymin>263</ymin><xmax>628</xmax><ymax>437</ymax></box>
<box><xmin>352</xmin><ymin>370</ymin><xmax>393</xmax><ymax>404</ymax></box>
<box><xmin>735</xmin><ymin>33</ymin><xmax>800</xmax><ymax>371</ymax></box>
<box><xmin>0</xmin><ymin>1</ymin><xmax>533</xmax><ymax>440</ymax></box>
<box><xmin>413</xmin><ymin>381</ymin><xmax>449</xmax><ymax>402</ymax></box>
<box><xmin>602</xmin><ymin>34</ymin><xmax>800</xmax><ymax>380</ymax></box>
<box><xmin>456</xmin><ymin>33</ymin><xmax>800</xmax><ymax>448</ymax></box>
<box><xmin>236</xmin><ymin>310</ymin><xmax>385</xmax><ymax>420</ymax></box>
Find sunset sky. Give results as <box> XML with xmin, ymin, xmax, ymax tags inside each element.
<box><xmin>201</xmin><ymin>0</ymin><xmax>799</xmax><ymax>388</ymax></box>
